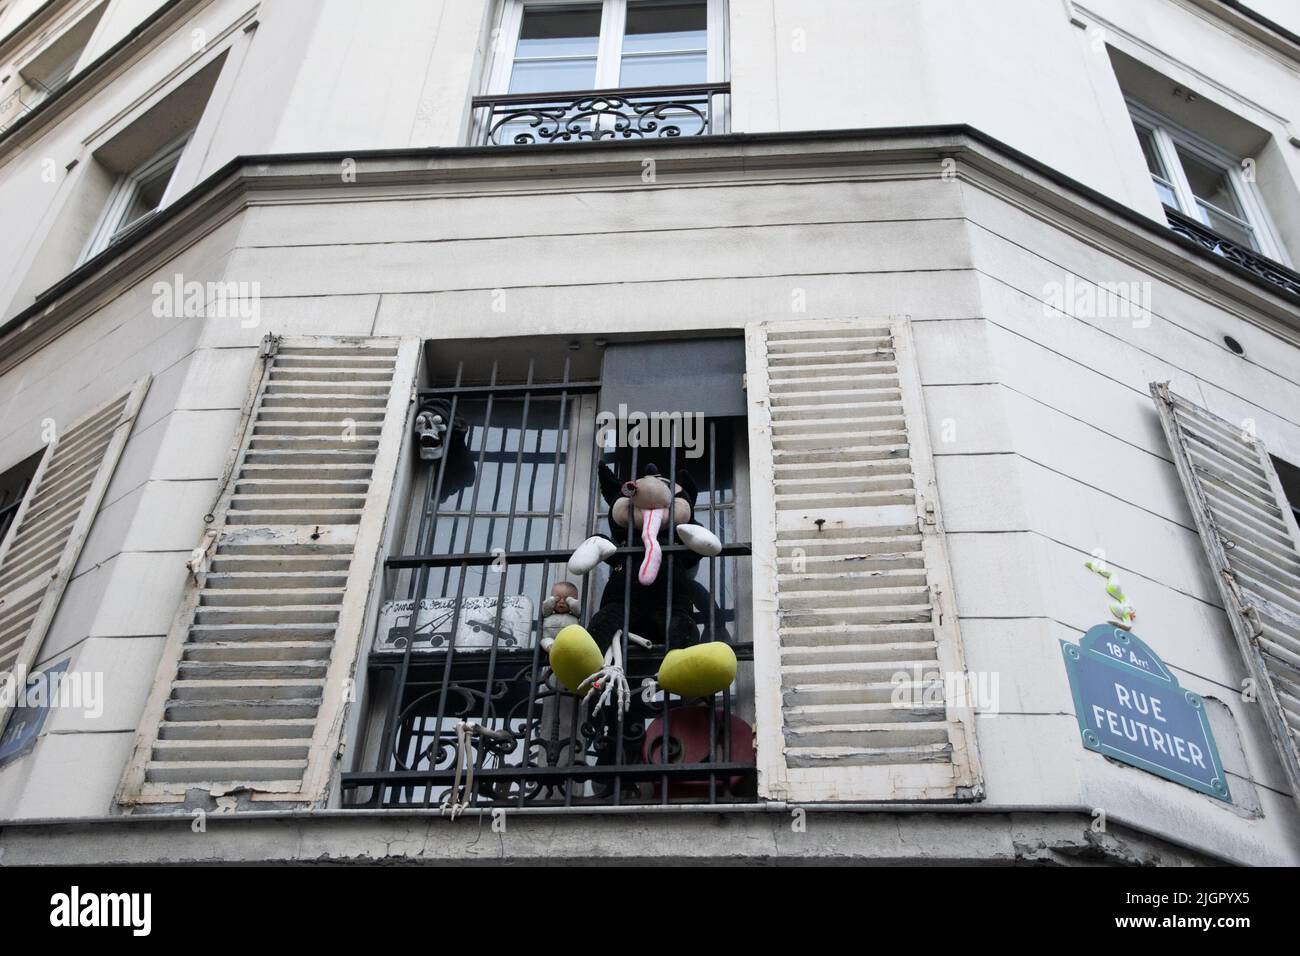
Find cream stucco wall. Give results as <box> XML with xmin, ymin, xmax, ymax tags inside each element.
<box><xmin>0</xmin><ymin>0</ymin><xmax>1298</xmax><ymax>864</ymax></box>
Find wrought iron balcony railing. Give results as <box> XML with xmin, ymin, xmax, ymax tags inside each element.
<box><xmin>1164</xmin><ymin>205</ymin><xmax>1300</xmax><ymax>300</ymax></box>
<box><xmin>471</xmin><ymin>82</ymin><xmax>729</xmax><ymax>146</ymax></box>
<box><xmin>0</xmin><ymin>77</ymin><xmax>57</xmax><ymax>134</ymax></box>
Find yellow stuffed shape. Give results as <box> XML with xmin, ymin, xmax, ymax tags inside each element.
<box><xmin>550</xmin><ymin>624</ymin><xmax>605</xmax><ymax>693</ymax></box>
<box><xmin>658</xmin><ymin>643</ymin><xmax>737</xmax><ymax>698</ymax></box>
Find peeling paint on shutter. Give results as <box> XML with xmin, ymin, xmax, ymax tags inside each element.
<box><xmin>1150</xmin><ymin>382</ymin><xmax>1300</xmax><ymax>812</ymax></box>
<box><xmin>117</xmin><ymin>336</ymin><xmax>418</xmax><ymax>808</ymax></box>
<box><xmin>0</xmin><ymin>377</ymin><xmax>151</xmax><ymax>737</ymax></box>
<box><xmin>746</xmin><ymin>318</ymin><xmax>982</xmax><ymax>802</ymax></box>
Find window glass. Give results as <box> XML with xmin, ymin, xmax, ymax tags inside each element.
<box><xmin>1272</xmin><ymin>456</ymin><xmax>1300</xmax><ymax>531</ymax></box>
<box><xmin>510</xmin><ymin>4</ymin><xmax>602</xmax><ymax>93</ymax></box>
<box><xmin>0</xmin><ymin>451</ymin><xmax>44</xmax><ymax>548</ymax></box>
<box><xmin>1134</xmin><ymin>124</ymin><xmax>1165</xmax><ymax>178</ymax></box>
<box><xmin>118</xmin><ymin>158</ymin><xmax>178</xmax><ymax>231</ymax></box>
<box><xmin>1176</xmin><ymin>146</ymin><xmax>1246</xmax><ymax>219</ymax></box>
<box><xmin>1174</xmin><ymin>146</ymin><xmax>1258</xmax><ymax>249</ymax></box>
<box><xmin>1197</xmin><ymin>205</ymin><xmax>1257</xmax><ymax>249</ymax></box>
<box><xmin>1131</xmin><ymin>123</ymin><xmax>1179</xmax><ymax>208</ymax></box>
<box><xmin>621</xmin><ymin>0</ymin><xmax>707</xmax><ymax>86</ymax></box>
<box><xmin>425</xmin><ymin>397</ymin><xmax>571</xmax><ymax>613</ymax></box>
<box><xmin>623</xmin><ymin>0</ymin><xmax>707</xmax><ymax>53</ymax></box>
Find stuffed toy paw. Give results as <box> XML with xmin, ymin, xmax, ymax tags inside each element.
<box><xmin>657</xmin><ymin>642</ymin><xmax>737</xmax><ymax>698</ymax></box>
<box><xmin>549</xmin><ymin>624</ymin><xmax>605</xmax><ymax>694</ymax></box>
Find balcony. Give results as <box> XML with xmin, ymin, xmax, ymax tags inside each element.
<box><xmin>1164</xmin><ymin>205</ymin><xmax>1300</xmax><ymax>300</ymax></box>
<box><xmin>0</xmin><ymin>77</ymin><xmax>57</xmax><ymax>134</ymax></box>
<box><xmin>470</xmin><ymin>82</ymin><xmax>730</xmax><ymax>146</ymax></box>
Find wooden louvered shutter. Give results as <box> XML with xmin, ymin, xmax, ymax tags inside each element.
<box><xmin>746</xmin><ymin>318</ymin><xmax>982</xmax><ymax>802</ymax></box>
<box><xmin>1150</xmin><ymin>382</ymin><xmax>1300</xmax><ymax>812</ymax></box>
<box><xmin>117</xmin><ymin>336</ymin><xmax>418</xmax><ymax>807</ymax></box>
<box><xmin>0</xmin><ymin>378</ymin><xmax>151</xmax><ymax>736</ymax></box>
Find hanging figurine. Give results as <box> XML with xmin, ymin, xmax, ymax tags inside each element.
<box><xmin>550</xmin><ymin>462</ymin><xmax>736</xmax><ymax>715</ymax></box>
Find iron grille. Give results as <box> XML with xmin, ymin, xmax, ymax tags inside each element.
<box><xmin>1165</xmin><ymin>205</ymin><xmax>1300</xmax><ymax>300</ymax></box>
<box><xmin>341</xmin><ymin>353</ymin><xmax>755</xmax><ymax>809</ymax></box>
<box><xmin>470</xmin><ymin>82</ymin><xmax>729</xmax><ymax>146</ymax></box>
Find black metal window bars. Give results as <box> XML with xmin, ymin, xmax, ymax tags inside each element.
<box><xmin>0</xmin><ymin>76</ymin><xmax>59</xmax><ymax>135</ymax></box>
<box><xmin>471</xmin><ymin>82</ymin><xmax>729</xmax><ymax>146</ymax></box>
<box><xmin>340</xmin><ymin>355</ymin><xmax>755</xmax><ymax>809</ymax></box>
<box><xmin>1165</xmin><ymin>205</ymin><xmax>1300</xmax><ymax>300</ymax></box>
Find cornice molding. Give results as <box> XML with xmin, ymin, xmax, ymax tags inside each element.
<box><xmin>0</xmin><ymin>0</ymin><xmax>62</xmax><ymax>60</ymax></box>
<box><xmin>1194</xmin><ymin>0</ymin><xmax>1300</xmax><ymax>54</ymax></box>
<box><xmin>1</xmin><ymin>126</ymin><xmax>1297</xmax><ymax>374</ymax></box>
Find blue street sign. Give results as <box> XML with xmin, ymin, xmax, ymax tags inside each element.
<box><xmin>0</xmin><ymin>660</ymin><xmax>68</xmax><ymax>769</ymax></box>
<box><xmin>1061</xmin><ymin>624</ymin><xmax>1230</xmax><ymax>802</ymax></box>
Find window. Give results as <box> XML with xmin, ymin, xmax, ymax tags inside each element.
<box><xmin>0</xmin><ymin>451</ymin><xmax>43</xmax><ymax>549</ymax></box>
<box><xmin>342</xmin><ymin>336</ymin><xmax>755</xmax><ymax>809</ymax></box>
<box><xmin>1273</xmin><ymin>456</ymin><xmax>1300</xmax><ymax>530</ymax></box>
<box><xmin>1129</xmin><ymin>102</ymin><xmax>1284</xmax><ymax>260</ymax></box>
<box><xmin>77</xmin><ymin>51</ymin><xmax>227</xmax><ymax>263</ymax></box>
<box><xmin>0</xmin><ymin>2</ymin><xmax>106</xmax><ymax>125</ymax></box>
<box><xmin>81</xmin><ymin>134</ymin><xmax>188</xmax><ymax>257</ymax></box>
<box><xmin>499</xmin><ymin>0</ymin><xmax>718</xmax><ymax>93</ymax></box>
<box><xmin>474</xmin><ymin>0</ymin><xmax>728</xmax><ymax>144</ymax></box>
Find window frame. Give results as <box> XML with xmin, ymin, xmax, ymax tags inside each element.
<box><xmin>78</xmin><ymin>131</ymin><xmax>190</xmax><ymax>263</ymax></box>
<box><xmin>1127</xmin><ymin>100</ymin><xmax>1289</xmax><ymax>264</ymax></box>
<box><xmin>487</xmin><ymin>0</ymin><xmax>727</xmax><ymax>95</ymax></box>
<box><xmin>343</xmin><ymin>336</ymin><xmax>756</xmax><ymax>809</ymax></box>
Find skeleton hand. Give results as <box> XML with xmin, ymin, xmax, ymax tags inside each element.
<box><xmin>568</xmin><ymin>535</ymin><xmax>618</xmax><ymax>574</ymax></box>
<box><xmin>579</xmin><ymin>664</ymin><xmax>629</xmax><ymax>717</ymax></box>
<box><xmin>578</xmin><ymin>632</ymin><xmax>639</xmax><ymax>717</ymax></box>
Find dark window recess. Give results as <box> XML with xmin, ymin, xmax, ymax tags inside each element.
<box><xmin>0</xmin><ymin>450</ymin><xmax>43</xmax><ymax>548</ymax></box>
<box><xmin>342</xmin><ymin>343</ymin><xmax>755</xmax><ymax>809</ymax></box>
<box><xmin>1273</xmin><ymin>456</ymin><xmax>1300</xmax><ymax>530</ymax></box>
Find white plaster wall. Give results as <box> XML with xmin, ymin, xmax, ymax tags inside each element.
<box><xmin>1242</xmin><ymin>0</ymin><xmax>1300</xmax><ymax>35</ymax></box>
<box><xmin>950</xmin><ymin>174</ymin><xmax>1300</xmax><ymax>864</ymax></box>
<box><xmin>0</xmin><ymin>0</ymin><xmax>263</xmax><ymax>321</ymax></box>
<box><xmin>4</xmin><ymin>0</ymin><xmax>1298</xmax><ymax>325</ymax></box>
<box><xmin>0</xmin><ymin>212</ymin><xmax>238</xmax><ymax>820</ymax></box>
<box><xmin>0</xmin><ymin>0</ymin><xmax>1296</xmax><ymax>862</ymax></box>
<box><xmin>2</xmin><ymin>154</ymin><xmax>1296</xmax><ymax>865</ymax></box>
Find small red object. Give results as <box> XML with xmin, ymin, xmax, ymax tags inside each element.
<box><xmin>643</xmin><ymin>706</ymin><xmax>754</xmax><ymax>799</ymax></box>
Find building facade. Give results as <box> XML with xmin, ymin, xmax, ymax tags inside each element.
<box><xmin>0</xmin><ymin>0</ymin><xmax>1298</xmax><ymax>865</ymax></box>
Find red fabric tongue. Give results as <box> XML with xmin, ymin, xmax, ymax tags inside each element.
<box><xmin>638</xmin><ymin>508</ymin><xmax>664</xmax><ymax>585</ymax></box>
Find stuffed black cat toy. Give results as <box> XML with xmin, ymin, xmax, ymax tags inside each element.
<box><xmin>568</xmin><ymin>462</ymin><xmax>723</xmax><ymax>656</ymax></box>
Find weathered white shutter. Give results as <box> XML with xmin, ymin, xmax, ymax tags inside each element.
<box><xmin>0</xmin><ymin>379</ymin><xmax>150</xmax><ymax>737</ymax></box>
<box><xmin>1150</xmin><ymin>382</ymin><xmax>1300</xmax><ymax>812</ymax></box>
<box><xmin>746</xmin><ymin>318</ymin><xmax>982</xmax><ymax>802</ymax></box>
<box><xmin>117</xmin><ymin>336</ymin><xmax>418</xmax><ymax>807</ymax></box>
